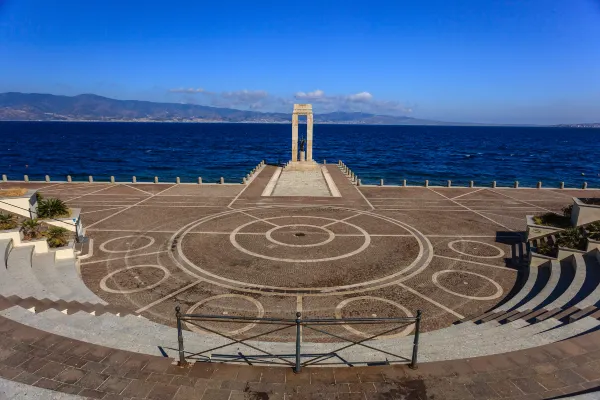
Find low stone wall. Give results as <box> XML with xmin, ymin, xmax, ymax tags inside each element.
<box><xmin>0</xmin><ymin>190</ymin><xmax>37</xmax><ymax>218</ymax></box>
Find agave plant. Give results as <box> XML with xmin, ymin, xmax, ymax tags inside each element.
<box><xmin>0</xmin><ymin>212</ymin><xmax>17</xmax><ymax>230</ymax></box>
<box><xmin>45</xmin><ymin>226</ymin><xmax>69</xmax><ymax>248</ymax></box>
<box><xmin>37</xmin><ymin>198</ymin><xmax>69</xmax><ymax>219</ymax></box>
<box><xmin>21</xmin><ymin>219</ymin><xmax>42</xmax><ymax>240</ymax></box>
<box><xmin>556</xmin><ymin>227</ymin><xmax>587</xmax><ymax>251</ymax></box>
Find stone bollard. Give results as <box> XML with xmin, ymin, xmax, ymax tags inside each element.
<box><xmin>45</xmin><ymin>175</ymin><xmax>50</xmax><ymax>182</ymax></box>
<box><xmin>220</xmin><ymin>177</ymin><xmax>225</xmax><ymax>184</ymax></box>
<box><xmin>514</xmin><ymin>181</ymin><xmax>519</xmax><ymax>188</ymax></box>
<box><xmin>425</xmin><ymin>180</ymin><xmax>429</xmax><ymax>187</ymax></box>
<box><xmin>323</xmin><ymin>160</ymin><xmax>326</xmax><ymax>165</ymax></box>
<box><xmin>2</xmin><ymin>174</ymin><xmax>7</xmax><ymax>182</ymax></box>
<box><xmin>89</xmin><ymin>176</ymin><xmax>93</xmax><ymax>183</ymax></box>
<box><xmin>560</xmin><ymin>182</ymin><xmax>565</xmax><ymax>189</ymax></box>
<box><xmin>154</xmin><ymin>176</ymin><xmax>158</xmax><ymax>184</ymax></box>
<box><xmin>246</xmin><ymin>174</ymin><xmax>250</xmax><ymax>180</ymax></box>
<box><xmin>24</xmin><ymin>175</ymin><xmax>29</xmax><ymax>182</ymax></box>
<box><xmin>198</xmin><ymin>177</ymin><xmax>202</xmax><ymax>184</ymax></box>
<box><xmin>447</xmin><ymin>180</ymin><xmax>452</xmax><ymax>187</ymax></box>
<box><xmin>67</xmin><ymin>175</ymin><xmax>72</xmax><ymax>183</ymax></box>
<box><xmin>403</xmin><ymin>179</ymin><xmax>407</xmax><ymax>187</ymax></box>
<box><xmin>492</xmin><ymin>181</ymin><xmax>497</xmax><ymax>188</ymax></box>
<box><xmin>583</xmin><ymin>182</ymin><xmax>588</xmax><ymax>189</ymax></box>
<box><xmin>243</xmin><ymin>177</ymin><xmax>247</xmax><ymax>184</ymax></box>
<box><xmin>357</xmin><ymin>179</ymin><xmax>361</xmax><ymax>186</ymax></box>
<box><xmin>132</xmin><ymin>176</ymin><xmax>137</xmax><ymax>183</ymax></box>
<box><xmin>470</xmin><ymin>181</ymin><xmax>474</xmax><ymax>188</ymax></box>
<box><xmin>176</xmin><ymin>177</ymin><xmax>181</xmax><ymax>184</ymax></box>
<box><xmin>537</xmin><ymin>181</ymin><xmax>542</xmax><ymax>189</ymax></box>
<box><xmin>380</xmin><ymin>179</ymin><xmax>384</xmax><ymax>186</ymax></box>
<box><xmin>110</xmin><ymin>176</ymin><xmax>115</xmax><ymax>184</ymax></box>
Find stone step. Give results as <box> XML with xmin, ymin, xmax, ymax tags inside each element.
<box><xmin>494</xmin><ymin>264</ymin><xmax>540</xmax><ymax>313</ymax></box>
<box><xmin>516</xmin><ymin>260</ymin><xmax>562</xmax><ymax>312</ymax></box>
<box><xmin>3</xmin><ymin>246</ymin><xmax>58</xmax><ymax>300</ymax></box>
<box><xmin>53</xmin><ymin>258</ymin><xmax>107</xmax><ymax>304</ymax></box>
<box><xmin>0</xmin><ymin>376</ymin><xmax>86</xmax><ymax>399</ymax></box>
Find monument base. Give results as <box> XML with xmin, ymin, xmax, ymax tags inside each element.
<box><xmin>285</xmin><ymin>160</ymin><xmax>320</xmax><ymax>171</ymax></box>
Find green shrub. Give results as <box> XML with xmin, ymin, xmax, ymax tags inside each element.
<box><xmin>0</xmin><ymin>213</ymin><xmax>17</xmax><ymax>230</ymax></box>
<box><xmin>37</xmin><ymin>198</ymin><xmax>70</xmax><ymax>219</ymax></box>
<box><xmin>535</xmin><ymin>242</ymin><xmax>558</xmax><ymax>258</ymax></box>
<box><xmin>562</xmin><ymin>204</ymin><xmax>573</xmax><ymax>218</ymax></box>
<box><xmin>556</xmin><ymin>227</ymin><xmax>587</xmax><ymax>250</ymax></box>
<box><xmin>532</xmin><ymin>212</ymin><xmax>571</xmax><ymax>228</ymax></box>
<box><xmin>45</xmin><ymin>227</ymin><xmax>69</xmax><ymax>248</ymax></box>
<box><xmin>588</xmin><ymin>221</ymin><xmax>600</xmax><ymax>240</ymax></box>
<box><xmin>21</xmin><ymin>219</ymin><xmax>42</xmax><ymax>240</ymax></box>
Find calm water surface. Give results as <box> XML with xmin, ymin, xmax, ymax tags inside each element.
<box><xmin>0</xmin><ymin>122</ymin><xmax>598</xmax><ymax>187</ymax></box>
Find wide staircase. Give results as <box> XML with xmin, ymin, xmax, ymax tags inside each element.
<box><xmin>2</xmin><ymin>234</ymin><xmax>600</xmax><ymax>397</ymax></box>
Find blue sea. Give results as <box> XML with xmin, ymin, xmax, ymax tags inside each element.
<box><xmin>0</xmin><ymin>121</ymin><xmax>598</xmax><ymax>187</ymax></box>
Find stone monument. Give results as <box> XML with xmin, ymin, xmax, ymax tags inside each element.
<box><xmin>288</xmin><ymin>104</ymin><xmax>319</xmax><ymax>171</ymax></box>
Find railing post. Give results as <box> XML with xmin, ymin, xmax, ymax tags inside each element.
<box><xmin>409</xmin><ymin>310</ymin><xmax>422</xmax><ymax>369</ymax></box>
<box><xmin>176</xmin><ymin>306</ymin><xmax>188</xmax><ymax>366</ymax></box>
<box><xmin>294</xmin><ymin>312</ymin><xmax>302</xmax><ymax>373</ymax></box>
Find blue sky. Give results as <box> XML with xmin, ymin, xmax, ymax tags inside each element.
<box><xmin>1</xmin><ymin>0</ymin><xmax>599</xmax><ymax>124</ymax></box>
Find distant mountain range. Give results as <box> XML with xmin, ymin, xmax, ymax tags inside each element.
<box><xmin>0</xmin><ymin>92</ymin><xmax>452</xmax><ymax>125</ymax></box>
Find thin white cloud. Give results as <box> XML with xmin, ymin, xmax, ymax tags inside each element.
<box><xmin>346</xmin><ymin>92</ymin><xmax>373</xmax><ymax>103</ymax></box>
<box><xmin>168</xmin><ymin>87</ymin><xmax>210</xmax><ymax>94</ymax></box>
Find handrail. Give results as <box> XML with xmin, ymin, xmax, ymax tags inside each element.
<box><xmin>175</xmin><ymin>307</ymin><xmax>422</xmax><ymax>372</ymax></box>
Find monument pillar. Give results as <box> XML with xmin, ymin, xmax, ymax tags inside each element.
<box><xmin>306</xmin><ymin>113</ymin><xmax>313</xmax><ymax>161</ymax></box>
<box><xmin>291</xmin><ymin>113</ymin><xmax>299</xmax><ymax>162</ymax></box>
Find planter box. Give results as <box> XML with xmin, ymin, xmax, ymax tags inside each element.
<box><xmin>44</xmin><ymin>208</ymin><xmax>82</xmax><ymax>234</ymax></box>
<box><xmin>526</xmin><ymin>215</ymin><xmax>564</xmax><ymax>241</ymax></box>
<box><xmin>23</xmin><ymin>238</ymin><xmax>49</xmax><ymax>254</ymax></box>
<box><xmin>558</xmin><ymin>246</ymin><xmax>587</xmax><ymax>260</ymax></box>
<box><xmin>587</xmin><ymin>238</ymin><xmax>600</xmax><ymax>252</ymax></box>
<box><xmin>50</xmin><ymin>239</ymin><xmax>75</xmax><ymax>260</ymax></box>
<box><xmin>571</xmin><ymin>197</ymin><xmax>600</xmax><ymax>227</ymax></box>
<box><xmin>529</xmin><ymin>250</ymin><xmax>556</xmax><ymax>267</ymax></box>
<box><xmin>0</xmin><ymin>189</ymin><xmax>37</xmax><ymax>218</ymax></box>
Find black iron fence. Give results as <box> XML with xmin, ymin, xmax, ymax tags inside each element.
<box><xmin>175</xmin><ymin>306</ymin><xmax>422</xmax><ymax>372</ymax></box>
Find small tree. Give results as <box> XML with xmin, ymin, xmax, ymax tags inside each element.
<box><xmin>21</xmin><ymin>219</ymin><xmax>42</xmax><ymax>240</ymax></box>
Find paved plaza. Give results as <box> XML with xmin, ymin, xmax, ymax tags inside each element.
<box><xmin>3</xmin><ymin>165</ymin><xmax>595</xmax><ymax>344</ymax></box>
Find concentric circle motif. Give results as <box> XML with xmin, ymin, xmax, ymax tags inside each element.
<box><xmin>100</xmin><ymin>235</ymin><xmax>155</xmax><ymax>254</ymax></box>
<box><xmin>168</xmin><ymin>206</ymin><xmax>433</xmax><ymax>295</ymax></box>
<box><xmin>335</xmin><ymin>296</ymin><xmax>415</xmax><ymax>339</ymax></box>
<box><xmin>99</xmin><ymin>265</ymin><xmax>170</xmax><ymax>294</ymax></box>
<box><xmin>265</xmin><ymin>224</ymin><xmax>335</xmax><ymax>248</ymax></box>
<box><xmin>447</xmin><ymin>240</ymin><xmax>505</xmax><ymax>259</ymax></box>
<box><xmin>185</xmin><ymin>294</ymin><xmax>265</xmax><ymax>335</ymax></box>
<box><xmin>229</xmin><ymin>216</ymin><xmax>371</xmax><ymax>263</ymax></box>
<box><xmin>432</xmin><ymin>270</ymin><xmax>503</xmax><ymax>300</ymax></box>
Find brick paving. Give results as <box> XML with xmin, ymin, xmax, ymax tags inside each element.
<box><xmin>1</xmin><ymin>170</ymin><xmax>600</xmax><ymax>398</ymax></box>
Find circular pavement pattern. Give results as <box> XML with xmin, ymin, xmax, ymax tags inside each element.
<box><xmin>100</xmin><ymin>235</ymin><xmax>156</xmax><ymax>254</ymax></box>
<box><xmin>100</xmin><ymin>265</ymin><xmax>171</xmax><ymax>294</ymax></box>
<box><xmin>185</xmin><ymin>294</ymin><xmax>265</xmax><ymax>335</ymax></box>
<box><xmin>169</xmin><ymin>207</ymin><xmax>433</xmax><ymax>294</ymax></box>
<box><xmin>432</xmin><ymin>270</ymin><xmax>503</xmax><ymax>300</ymax></box>
<box><xmin>447</xmin><ymin>240</ymin><xmax>505</xmax><ymax>259</ymax></box>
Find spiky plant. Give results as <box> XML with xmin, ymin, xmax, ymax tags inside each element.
<box><xmin>45</xmin><ymin>226</ymin><xmax>69</xmax><ymax>248</ymax></box>
<box><xmin>0</xmin><ymin>213</ymin><xmax>17</xmax><ymax>230</ymax></box>
<box><xmin>37</xmin><ymin>198</ymin><xmax>69</xmax><ymax>219</ymax></box>
<box><xmin>587</xmin><ymin>221</ymin><xmax>600</xmax><ymax>240</ymax></box>
<box><xmin>532</xmin><ymin>212</ymin><xmax>571</xmax><ymax>228</ymax></box>
<box><xmin>21</xmin><ymin>219</ymin><xmax>42</xmax><ymax>240</ymax></box>
<box><xmin>556</xmin><ymin>227</ymin><xmax>587</xmax><ymax>250</ymax></box>
<box><xmin>35</xmin><ymin>192</ymin><xmax>44</xmax><ymax>202</ymax></box>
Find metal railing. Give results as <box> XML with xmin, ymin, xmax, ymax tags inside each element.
<box><xmin>175</xmin><ymin>306</ymin><xmax>422</xmax><ymax>372</ymax></box>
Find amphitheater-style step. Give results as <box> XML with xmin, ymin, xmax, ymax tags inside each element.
<box><xmin>2</xmin><ymin>246</ymin><xmax>59</xmax><ymax>300</ymax></box>
<box><xmin>0</xmin><ymin>295</ymin><xmax>135</xmax><ymax>317</ymax></box>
